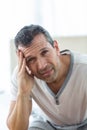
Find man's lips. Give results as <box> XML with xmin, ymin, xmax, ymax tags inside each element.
<box><xmin>40</xmin><ymin>68</ymin><xmax>53</xmax><ymax>77</ymax></box>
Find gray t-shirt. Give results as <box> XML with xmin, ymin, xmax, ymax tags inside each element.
<box><xmin>10</xmin><ymin>50</ymin><xmax>87</xmax><ymax>127</ymax></box>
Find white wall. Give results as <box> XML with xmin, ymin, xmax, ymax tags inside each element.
<box><xmin>57</xmin><ymin>36</ymin><xmax>87</xmax><ymax>54</ymax></box>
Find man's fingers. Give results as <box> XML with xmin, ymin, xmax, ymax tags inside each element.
<box><xmin>26</xmin><ymin>66</ymin><xmax>34</xmax><ymax>78</ymax></box>
<box><xmin>20</xmin><ymin>58</ymin><xmax>26</xmax><ymax>74</ymax></box>
<box><xmin>17</xmin><ymin>50</ymin><xmax>24</xmax><ymax>72</ymax></box>
<box><xmin>26</xmin><ymin>66</ymin><xmax>31</xmax><ymax>75</ymax></box>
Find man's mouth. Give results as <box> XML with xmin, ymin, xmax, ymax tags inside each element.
<box><xmin>40</xmin><ymin>68</ymin><xmax>53</xmax><ymax>77</ymax></box>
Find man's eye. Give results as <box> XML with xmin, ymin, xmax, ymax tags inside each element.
<box><xmin>42</xmin><ymin>50</ymin><xmax>49</xmax><ymax>55</ymax></box>
<box><xmin>27</xmin><ymin>58</ymin><xmax>35</xmax><ymax>64</ymax></box>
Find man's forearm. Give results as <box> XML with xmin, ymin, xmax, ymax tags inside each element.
<box><xmin>7</xmin><ymin>94</ymin><xmax>32</xmax><ymax>130</ymax></box>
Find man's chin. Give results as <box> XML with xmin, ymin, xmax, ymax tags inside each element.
<box><xmin>42</xmin><ymin>77</ymin><xmax>54</xmax><ymax>83</ymax></box>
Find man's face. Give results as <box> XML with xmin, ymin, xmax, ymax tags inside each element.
<box><xmin>18</xmin><ymin>34</ymin><xmax>61</xmax><ymax>83</ymax></box>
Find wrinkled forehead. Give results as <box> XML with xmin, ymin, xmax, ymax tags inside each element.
<box><xmin>18</xmin><ymin>34</ymin><xmax>52</xmax><ymax>57</ymax></box>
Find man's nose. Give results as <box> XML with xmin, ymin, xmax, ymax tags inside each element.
<box><xmin>37</xmin><ymin>58</ymin><xmax>47</xmax><ymax>70</ymax></box>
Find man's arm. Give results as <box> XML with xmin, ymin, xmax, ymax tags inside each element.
<box><xmin>7</xmin><ymin>97</ymin><xmax>32</xmax><ymax>130</ymax></box>
<box><xmin>7</xmin><ymin>51</ymin><xmax>34</xmax><ymax>130</ymax></box>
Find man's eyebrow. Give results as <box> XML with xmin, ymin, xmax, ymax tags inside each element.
<box><xmin>40</xmin><ymin>47</ymin><xmax>48</xmax><ymax>51</ymax></box>
<box><xmin>26</xmin><ymin>56</ymin><xmax>34</xmax><ymax>61</ymax></box>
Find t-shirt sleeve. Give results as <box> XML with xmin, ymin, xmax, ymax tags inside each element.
<box><xmin>10</xmin><ymin>66</ymin><xmax>33</xmax><ymax>101</ymax></box>
<box><xmin>10</xmin><ymin>66</ymin><xmax>18</xmax><ymax>101</ymax></box>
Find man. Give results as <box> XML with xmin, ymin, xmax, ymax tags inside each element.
<box><xmin>7</xmin><ymin>24</ymin><xmax>87</xmax><ymax>130</ymax></box>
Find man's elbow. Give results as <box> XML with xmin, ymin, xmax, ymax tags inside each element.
<box><xmin>6</xmin><ymin>118</ymin><xmax>10</xmax><ymax>130</ymax></box>
<box><xmin>6</xmin><ymin>117</ymin><xmax>13</xmax><ymax>130</ymax></box>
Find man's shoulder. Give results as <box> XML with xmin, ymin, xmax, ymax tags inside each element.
<box><xmin>73</xmin><ymin>51</ymin><xmax>87</xmax><ymax>64</ymax></box>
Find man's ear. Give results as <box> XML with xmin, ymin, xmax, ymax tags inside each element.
<box><xmin>53</xmin><ymin>40</ymin><xmax>60</xmax><ymax>55</ymax></box>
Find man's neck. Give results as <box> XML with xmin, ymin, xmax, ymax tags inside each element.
<box><xmin>47</xmin><ymin>55</ymin><xmax>71</xmax><ymax>94</ymax></box>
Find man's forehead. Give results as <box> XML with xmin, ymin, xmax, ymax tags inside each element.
<box><xmin>18</xmin><ymin>41</ymin><xmax>51</xmax><ymax>51</ymax></box>
<box><xmin>18</xmin><ymin>41</ymin><xmax>52</xmax><ymax>58</ymax></box>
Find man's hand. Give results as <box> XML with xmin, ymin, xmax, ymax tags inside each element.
<box><xmin>17</xmin><ymin>50</ymin><xmax>34</xmax><ymax>96</ymax></box>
